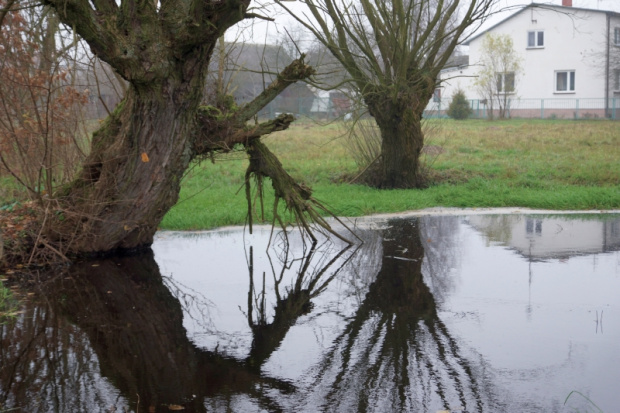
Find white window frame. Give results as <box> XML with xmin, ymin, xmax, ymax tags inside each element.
<box><xmin>615</xmin><ymin>28</ymin><xmax>620</xmax><ymax>46</ymax></box>
<box><xmin>555</xmin><ymin>70</ymin><xmax>575</xmax><ymax>93</ymax></box>
<box><xmin>527</xmin><ymin>30</ymin><xmax>544</xmax><ymax>48</ymax></box>
<box><xmin>496</xmin><ymin>72</ymin><xmax>516</xmax><ymax>94</ymax></box>
<box><xmin>614</xmin><ymin>69</ymin><xmax>620</xmax><ymax>91</ymax></box>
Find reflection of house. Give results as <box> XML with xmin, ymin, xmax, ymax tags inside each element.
<box><xmin>436</xmin><ymin>0</ymin><xmax>620</xmax><ymax>118</ymax></box>
<box><xmin>466</xmin><ymin>215</ymin><xmax>620</xmax><ymax>260</ymax></box>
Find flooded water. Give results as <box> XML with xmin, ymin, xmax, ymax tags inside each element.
<box><xmin>1</xmin><ymin>214</ymin><xmax>619</xmax><ymax>412</ymax></box>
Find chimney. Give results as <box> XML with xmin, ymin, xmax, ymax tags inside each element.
<box><xmin>562</xmin><ymin>0</ymin><xmax>572</xmax><ymax>6</ymax></box>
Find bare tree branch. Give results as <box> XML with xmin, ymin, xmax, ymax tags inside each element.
<box><xmin>42</xmin><ymin>0</ymin><xmax>120</xmax><ymax>66</ymax></box>
<box><xmin>194</xmin><ymin>55</ymin><xmax>316</xmax><ymax>154</ymax></box>
<box><xmin>277</xmin><ymin>0</ymin><xmax>496</xmax><ymax>188</ymax></box>
<box><xmin>0</xmin><ymin>0</ymin><xmax>17</xmax><ymax>28</ymax></box>
<box><xmin>234</xmin><ymin>54</ymin><xmax>315</xmax><ymax>122</ymax></box>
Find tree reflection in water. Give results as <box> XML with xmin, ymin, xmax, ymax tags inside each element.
<box><xmin>302</xmin><ymin>218</ymin><xmax>494</xmax><ymax>412</ymax></box>
<box><xmin>0</xmin><ymin>286</ymin><xmax>119</xmax><ymax>412</ymax></box>
<box><xmin>1</xmin><ymin>219</ymin><xmax>499</xmax><ymax>412</ymax></box>
<box><xmin>0</xmin><ymin>232</ymin><xmax>359</xmax><ymax>412</ymax></box>
<box><xmin>0</xmin><ymin>251</ymin><xmax>297</xmax><ymax>412</ymax></box>
<box><xmin>245</xmin><ymin>233</ymin><xmax>358</xmax><ymax>369</ymax></box>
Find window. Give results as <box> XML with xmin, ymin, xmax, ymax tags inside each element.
<box><xmin>528</xmin><ymin>30</ymin><xmax>544</xmax><ymax>48</ymax></box>
<box><xmin>433</xmin><ymin>88</ymin><xmax>441</xmax><ymax>102</ymax></box>
<box><xmin>555</xmin><ymin>70</ymin><xmax>575</xmax><ymax>93</ymax></box>
<box><xmin>615</xmin><ymin>28</ymin><xmax>620</xmax><ymax>46</ymax></box>
<box><xmin>496</xmin><ymin>72</ymin><xmax>515</xmax><ymax>93</ymax></box>
<box><xmin>614</xmin><ymin>69</ymin><xmax>620</xmax><ymax>91</ymax></box>
<box><xmin>526</xmin><ymin>219</ymin><xmax>543</xmax><ymax>236</ymax></box>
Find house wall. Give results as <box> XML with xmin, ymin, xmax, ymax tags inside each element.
<box><xmin>608</xmin><ymin>14</ymin><xmax>620</xmax><ymax>99</ymax></box>
<box><xmin>437</xmin><ymin>5</ymin><xmax>613</xmax><ymax>111</ymax></box>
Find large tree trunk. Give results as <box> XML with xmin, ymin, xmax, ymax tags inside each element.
<box><xmin>49</xmin><ymin>80</ymin><xmax>204</xmax><ymax>252</ymax></box>
<box><xmin>367</xmin><ymin>93</ymin><xmax>427</xmax><ymax>189</ymax></box>
<box><xmin>14</xmin><ymin>1</ymin><xmax>330</xmax><ymax>259</ymax></box>
<box><xmin>46</xmin><ymin>55</ymin><xmax>317</xmax><ymax>254</ymax></box>
<box><xmin>35</xmin><ymin>1</ymin><xmax>240</xmax><ymax>254</ymax></box>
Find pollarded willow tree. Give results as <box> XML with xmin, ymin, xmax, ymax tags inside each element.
<box><xmin>278</xmin><ymin>0</ymin><xmax>496</xmax><ymax>188</ymax></box>
<box><xmin>4</xmin><ymin>0</ymin><xmax>344</xmax><ymax>256</ymax></box>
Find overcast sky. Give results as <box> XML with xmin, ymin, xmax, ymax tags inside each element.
<box><xmin>230</xmin><ymin>0</ymin><xmax>620</xmax><ymax>46</ymax></box>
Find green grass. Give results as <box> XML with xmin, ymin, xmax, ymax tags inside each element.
<box><xmin>2</xmin><ymin>118</ymin><xmax>618</xmax><ymax>230</ymax></box>
<box><xmin>0</xmin><ymin>176</ymin><xmax>27</xmax><ymax>207</ymax></box>
<box><xmin>0</xmin><ymin>280</ymin><xmax>20</xmax><ymax>323</ymax></box>
<box><xmin>160</xmin><ymin>118</ymin><xmax>620</xmax><ymax>230</ymax></box>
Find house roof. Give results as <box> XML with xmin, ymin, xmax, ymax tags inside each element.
<box><xmin>464</xmin><ymin>2</ymin><xmax>620</xmax><ymax>45</ymax></box>
<box><xmin>445</xmin><ymin>54</ymin><xmax>470</xmax><ymax>69</ymax></box>
<box><xmin>439</xmin><ymin>54</ymin><xmax>470</xmax><ymax>73</ymax></box>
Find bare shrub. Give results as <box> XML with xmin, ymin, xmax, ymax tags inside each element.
<box><xmin>0</xmin><ymin>3</ymin><xmax>89</xmax><ymax>204</ymax></box>
<box><xmin>343</xmin><ymin>116</ymin><xmax>445</xmax><ymax>187</ymax></box>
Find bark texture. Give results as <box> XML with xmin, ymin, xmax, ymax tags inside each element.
<box><xmin>52</xmin><ymin>81</ymin><xmax>204</xmax><ymax>251</ymax></box>
<box><xmin>367</xmin><ymin>91</ymin><xmax>430</xmax><ymax>189</ymax></box>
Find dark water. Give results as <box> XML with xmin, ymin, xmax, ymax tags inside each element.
<box><xmin>1</xmin><ymin>214</ymin><xmax>619</xmax><ymax>412</ymax></box>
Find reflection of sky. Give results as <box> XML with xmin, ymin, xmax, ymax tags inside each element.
<box><xmin>441</xmin><ymin>220</ymin><xmax>620</xmax><ymax>411</ymax></box>
<box><xmin>154</xmin><ymin>228</ymin><xmax>272</xmax><ymax>358</ymax></box>
<box><xmin>152</xmin><ymin>215</ymin><xmax>620</xmax><ymax>412</ymax></box>
<box><xmin>153</xmin><ymin>227</ymin><xmax>364</xmax><ymax>369</ymax></box>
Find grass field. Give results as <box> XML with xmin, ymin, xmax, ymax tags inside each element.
<box><xmin>0</xmin><ymin>280</ymin><xmax>19</xmax><ymax>323</ymax></box>
<box><xmin>159</xmin><ymin>118</ymin><xmax>620</xmax><ymax>230</ymax></box>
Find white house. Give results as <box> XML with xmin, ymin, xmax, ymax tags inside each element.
<box><xmin>435</xmin><ymin>0</ymin><xmax>620</xmax><ymax>119</ymax></box>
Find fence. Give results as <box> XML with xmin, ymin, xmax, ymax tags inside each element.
<box><xmin>258</xmin><ymin>96</ymin><xmax>619</xmax><ymax>121</ymax></box>
<box><xmin>83</xmin><ymin>94</ymin><xmax>620</xmax><ymax>122</ymax></box>
<box><xmin>256</xmin><ymin>95</ymin><xmax>351</xmax><ymax>121</ymax></box>
<box><xmin>425</xmin><ymin>97</ymin><xmax>620</xmax><ymax>120</ymax></box>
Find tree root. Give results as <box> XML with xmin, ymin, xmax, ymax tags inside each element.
<box><xmin>244</xmin><ymin>139</ymin><xmax>358</xmax><ymax>246</ymax></box>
